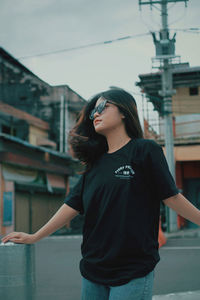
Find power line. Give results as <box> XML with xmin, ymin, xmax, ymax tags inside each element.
<box><xmin>16</xmin><ymin>27</ymin><xmax>200</xmax><ymax>61</ymax></box>
<box><xmin>172</xmin><ymin>27</ymin><xmax>200</xmax><ymax>33</ymax></box>
<box><xmin>18</xmin><ymin>32</ymin><xmax>150</xmax><ymax>60</ymax></box>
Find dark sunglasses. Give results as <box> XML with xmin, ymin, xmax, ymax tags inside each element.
<box><xmin>89</xmin><ymin>100</ymin><xmax>108</xmax><ymax>120</ymax></box>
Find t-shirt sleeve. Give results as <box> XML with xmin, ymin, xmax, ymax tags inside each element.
<box><xmin>64</xmin><ymin>175</ymin><xmax>84</xmax><ymax>214</ymax></box>
<box><xmin>146</xmin><ymin>140</ymin><xmax>179</xmax><ymax>201</ymax></box>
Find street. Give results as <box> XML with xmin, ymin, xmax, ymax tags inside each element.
<box><xmin>35</xmin><ymin>236</ymin><xmax>82</xmax><ymax>300</ymax></box>
<box><xmin>154</xmin><ymin>238</ymin><xmax>200</xmax><ymax>295</ymax></box>
<box><xmin>35</xmin><ymin>235</ymin><xmax>200</xmax><ymax>300</ymax></box>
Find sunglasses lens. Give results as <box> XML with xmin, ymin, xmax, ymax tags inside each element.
<box><xmin>89</xmin><ymin>100</ymin><xmax>107</xmax><ymax>120</ymax></box>
<box><xmin>97</xmin><ymin>101</ymin><xmax>105</xmax><ymax>114</ymax></box>
<box><xmin>89</xmin><ymin>109</ymin><xmax>95</xmax><ymax>120</ymax></box>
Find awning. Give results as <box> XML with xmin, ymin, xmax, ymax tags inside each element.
<box><xmin>174</xmin><ymin>145</ymin><xmax>200</xmax><ymax>161</ymax></box>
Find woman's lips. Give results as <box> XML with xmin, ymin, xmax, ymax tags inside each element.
<box><xmin>94</xmin><ymin>119</ymin><xmax>101</xmax><ymax>126</ymax></box>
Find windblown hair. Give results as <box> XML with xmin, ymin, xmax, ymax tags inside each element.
<box><xmin>68</xmin><ymin>88</ymin><xmax>143</xmax><ymax>169</ymax></box>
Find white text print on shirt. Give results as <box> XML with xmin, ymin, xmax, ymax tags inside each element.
<box><xmin>114</xmin><ymin>165</ymin><xmax>135</xmax><ymax>179</ymax></box>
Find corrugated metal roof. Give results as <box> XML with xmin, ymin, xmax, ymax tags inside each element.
<box><xmin>0</xmin><ymin>47</ymin><xmax>50</xmax><ymax>85</ymax></box>
<box><xmin>0</xmin><ymin>102</ymin><xmax>49</xmax><ymax>130</ymax></box>
<box><xmin>172</xmin><ymin>66</ymin><xmax>200</xmax><ymax>74</ymax></box>
<box><xmin>138</xmin><ymin>66</ymin><xmax>200</xmax><ymax>78</ymax></box>
<box><xmin>0</xmin><ymin>133</ymin><xmax>77</xmax><ymax>162</ymax></box>
<box><xmin>0</xmin><ymin>47</ymin><xmax>86</xmax><ymax>105</ymax></box>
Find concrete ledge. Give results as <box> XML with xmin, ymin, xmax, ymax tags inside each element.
<box><xmin>153</xmin><ymin>290</ymin><xmax>200</xmax><ymax>299</ymax></box>
<box><xmin>165</xmin><ymin>228</ymin><xmax>200</xmax><ymax>239</ymax></box>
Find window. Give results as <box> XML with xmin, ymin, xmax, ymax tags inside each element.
<box><xmin>2</xmin><ymin>125</ymin><xmax>11</xmax><ymax>134</ymax></box>
<box><xmin>20</xmin><ymin>96</ymin><xmax>27</xmax><ymax>101</ymax></box>
<box><xmin>189</xmin><ymin>87</ymin><xmax>198</xmax><ymax>96</ymax></box>
<box><xmin>2</xmin><ymin>125</ymin><xmax>16</xmax><ymax>136</ymax></box>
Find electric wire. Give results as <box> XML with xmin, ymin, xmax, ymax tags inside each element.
<box><xmin>151</xmin><ymin>4</ymin><xmax>162</xmax><ymax>12</ymax></box>
<box><xmin>150</xmin><ymin>6</ymin><xmax>162</xmax><ymax>27</ymax></box>
<box><xmin>17</xmin><ymin>32</ymin><xmax>150</xmax><ymax>60</ymax></box>
<box><xmin>168</xmin><ymin>4</ymin><xmax>187</xmax><ymax>26</ymax></box>
<box><xmin>173</xmin><ymin>27</ymin><xmax>200</xmax><ymax>34</ymax></box>
<box><xmin>139</xmin><ymin>9</ymin><xmax>157</xmax><ymax>33</ymax></box>
<box><xmin>15</xmin><ymin>26</ymin><xmax>200</xmax><ymax>61</ymax></box>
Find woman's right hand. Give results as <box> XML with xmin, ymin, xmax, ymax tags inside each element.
<box><xmin>1</xmin><ymin>232</ymin><xmax>37</xmax><ymax>244</ymax></box>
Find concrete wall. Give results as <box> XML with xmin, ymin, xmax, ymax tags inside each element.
<box><xmin>172</xmin><ymin>86</ymin><xmax>200</xmax><ymax>115</ymax></box>
<box><xmin>29</xmin><ymin>125</ymin><xmax>48</xmax><ymax>146</ymax></box>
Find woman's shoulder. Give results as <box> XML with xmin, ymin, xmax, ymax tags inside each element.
<box><xmin>134</xmin><ymin>138</ymin><xmax>161</xmax><ymax>149</ymax></box>
<box><xmin>132</xmin><ymin>138</ymin><xmax>162</xmax><ymax>159</ymax></box>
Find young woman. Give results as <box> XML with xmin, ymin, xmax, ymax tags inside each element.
<box><xmin>2</xmin><ymin>88</ymin><xmax>200</xmax><ymax>300</ymax></box>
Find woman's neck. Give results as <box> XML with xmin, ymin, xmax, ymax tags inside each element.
<box><xmin>106</xmin><ymin>131</ymin><xmax>131</xmax><ymax>154</ymax></box>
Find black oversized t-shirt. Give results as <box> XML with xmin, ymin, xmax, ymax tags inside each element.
<box><xmin>64</xmin><ymin>138</ymin><xmax>179</xmax><ymax>286</ymax></box>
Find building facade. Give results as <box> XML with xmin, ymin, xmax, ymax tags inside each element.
<box><xmin>136</xmin><ymin>64</ymin><xmax>200</xmax><ymax>230</ymax></box>
<box><xmin>0</xmin><ymin>133</ymin><xmax>80</xmax><ymax>236</ymax></box>
<box><xmin>0</xmin><ymin>47</ymin><xmax>85</xmax><ymax>236</ymax></box>
<box><xmin>0</xmin><ymin>47</ymin><xmax>86</xmax><ymax>152</ymax></box>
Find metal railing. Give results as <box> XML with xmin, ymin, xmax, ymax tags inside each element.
<box><xmin>144</xmin><ymin>118</ymin><xmax>200</xmax><ymax>140</ymax></box>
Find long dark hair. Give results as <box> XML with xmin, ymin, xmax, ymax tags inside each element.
<box><xmin>68</xmin><ymin>88</ymin><xmax>143</xmax><ymax>169</ymax></box>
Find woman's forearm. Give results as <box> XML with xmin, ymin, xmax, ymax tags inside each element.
<box><xmin>1</xmin><ymin>204</ymin><xmax>78</xmax><ymax>244</ymax></box>
<box><xmin>33</xmin><ymin>204</ymin><xmax>78</xmax><ymax>242</ymax></box>
<box><xmin>163</xmin><ymin>193</ymin><xmax>200</xmax><ymax>226</ymax></box>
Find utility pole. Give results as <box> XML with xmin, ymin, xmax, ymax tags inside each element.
<box><xmin>65</xmin><ymin>99</ymin><xmax>70</xmax><ymax>153</ymax></box>
<box><xmin>139</xmin><ymin>0</ymin><xmax>188</xmax><ymax>232</ymax></box>
<box><xmin>60</xmin><ymin>95</ymin><xmax>65</xmax><ymax>153</ymax></box>
<box><xmin>60</xmin><ymin>95</ymin><xmax>70</xmax><ymax>153</ymax></box>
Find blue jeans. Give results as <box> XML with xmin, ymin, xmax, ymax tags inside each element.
<box><xmin>81</xmin><ymin>271</ymin><xmax>154</xmax><ymax>300</ymax></box>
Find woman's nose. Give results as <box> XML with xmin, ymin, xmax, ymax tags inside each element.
<box><xmin>93</xmin><ymin>111</ymin><xmax>100</xmax><ymax>119</ymax></box>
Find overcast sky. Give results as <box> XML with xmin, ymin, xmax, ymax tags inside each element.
<box><xmin>0</xmin><ymin>0</ymin><xmax>200</xmax><ymax>123</ymax></box>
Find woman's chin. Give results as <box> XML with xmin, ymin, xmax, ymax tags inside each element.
<box><xmin>94</xmin><ymin>126</ymin><xmax>106</xmax><ymax>135</ymax></box>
